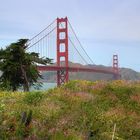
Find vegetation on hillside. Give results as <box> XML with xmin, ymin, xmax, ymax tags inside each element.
<box><xmin>0</xmin><ymin>80</ymin><xmax>140</xmax><ymax>139</ymax></box>
<box><xmin>0</xmin><ymin>39</ymin><xmax>52</xmax><ymax>91</ymax></box>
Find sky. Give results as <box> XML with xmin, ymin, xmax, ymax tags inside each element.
<box><xmin>0</xmin><ymin>0</ymin><xmax>140</xmax><ymax>71</ymax></box>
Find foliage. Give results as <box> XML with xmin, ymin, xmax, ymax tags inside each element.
<box><xmin>23</xmin><ymin>91</ymin><xmax>44</xmax><ymax>105</ymax></box>
<box><xmin>0</xmin><ymin>39</ymin><xmax>52</xmax><ymax>91</ymax></box>
<box><xmin>0</xmin><ymin>80</ymin><xmax>140</xmax><ymax>139</ymax></box>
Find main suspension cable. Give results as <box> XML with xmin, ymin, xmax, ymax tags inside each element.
<box><xmin>68</xmin><ymin>37</ymin><xmax>89</xmax><ymax>65</ymax></box>
<box><xmin>29</xmin><ymin>19</ymin><xmax>56</xmax><ymax>42</ymax></box>
<box><xmin>27</xmin><ymin>26</ymin><xmax>56</xmax><ymax>50</ymax></box>
<box><xmin>68</xmin><ymin>20</ymin><xmax>95</xmax><ymax>65</ymax></box>
<box><xmin>60</xmin><ymin>22</ymin><xmax>89</xmax><ymax>65</ymax></box>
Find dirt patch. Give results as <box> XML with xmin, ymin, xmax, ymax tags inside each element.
<box><xmin>105</xmin><ymin>106</ymin><xmax>140</xmax><ymax>120</ymax></box>
<box><xmin>72</xmin><ymin>92</ymin><xmax>95</xmax><ymax>100</ymax></box>
<box><xmin>107</xmin><ymin>93</ymin><xmax>118</xmax><ymax>101</ymax></box>
<box><xmin>49</xmin><ymin>113</ymin><xmax>74</xmax><ymax>134</ymax></box>
<box><xmin>92</xmin><ymin>82</ymin><xmax>106</xmax><ymax>90</ymax></box>
<box><xmin>64</xmin><ymin>92</ymin><xmax>95</xmax><ymax>101</ymax></box>
<box><xmin>45</xmin><ymin>102</ymin><xmax>60</xmax><ymax>111</ymax></box>
<box><xmin>126</xmin><ymin>111</ymin><xmax>140</xmax><ymax>119</ymax></box>
<box><xmin>130</xmin><ymin>94</ymin><xmax>140</xmax><ymax>104</ymax></box>
<box><xmin>105</xmin><ymin>106</ymin><xmax>125</xmax><ymax>118</ymax></box>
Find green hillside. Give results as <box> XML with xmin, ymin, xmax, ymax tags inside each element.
<box><xmin>0</xmin><ymin>80</ymin><xmax>140</xmax><ymax>139</ymax></box>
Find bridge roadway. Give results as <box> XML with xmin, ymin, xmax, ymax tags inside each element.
<box><xmin>37</xmin><ymin>65</ymin><xmax>118</xmax><ymax>75</ymax></box>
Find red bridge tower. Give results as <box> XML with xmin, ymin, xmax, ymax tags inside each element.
<box><xmin>113</xmin><ymin>54</ymin><xmax>120</xmax><ymax>79</ymax></box>
<box><xmin>57</xmin><ymin>17</ymin><xmax>69</xmax><ymax>86</ymax></box>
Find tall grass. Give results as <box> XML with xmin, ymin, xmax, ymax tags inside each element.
<box><xmin>0</xmin><ymin>80</ymin><xmax>140</xmax><ymax>139</ymax></box>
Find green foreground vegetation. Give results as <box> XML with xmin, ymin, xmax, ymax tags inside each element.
<box><xmin>0</xmin><ymin>80</ymin><xmax>140</xmax><ymax>140</ymax></box>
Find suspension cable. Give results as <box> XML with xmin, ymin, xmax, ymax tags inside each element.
<box><xmin>69</xmin><ymin>37</ymin><xmax>89</xmax><ymax>65</ymax></box>
<box><xmin>27</xmin><ymin>27</ymin><xmax>56</xmax><ymax>49</ymax></box>
<box><xmin>68</xmin><ymin>20</ymin><xmax>95</xmax><ymax>65</ymax></box>
<box><xmin>59</xmin><ymin>22</ymin><xmax>89</xmax><ymax>65</ymax></box>
<box><xmin>29</xmin><ymin>19</ymin><xmax>56</xmax><ymax>42</ymax></box>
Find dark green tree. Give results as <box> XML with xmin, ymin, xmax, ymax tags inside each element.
<box><xmin>0</xmin><ymin>39</ymin><xmax>52</xmax><ymax>91</ymax></box>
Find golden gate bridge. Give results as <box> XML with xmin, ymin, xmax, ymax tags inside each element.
<box><xmin>27</xmin><ymin>17</ymin><xmax>120</xmax><ymax>86</ymax></box>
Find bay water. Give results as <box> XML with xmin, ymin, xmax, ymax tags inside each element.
<box><xmin>30</xmin><ymin>83</ymin><xmax>57</xmax><ymax>91</ymax></box>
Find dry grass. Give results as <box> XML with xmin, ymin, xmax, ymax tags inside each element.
<box><xmin>105</xmin><ymin>106</ymin><xmax>126</xmax><ymax>118</ymax></box>
<box><xmin>131</xmin><ymin>93</ymin><xmax>140</xmax><ymax>104</ymax></box>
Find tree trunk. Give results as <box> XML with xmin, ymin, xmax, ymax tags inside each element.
<box><xmin>12</xmin><ymin>85</ymin><xmax>17</xmax><ymax>91</ymax></box>
<box><xmin>21</xmin><ymin>65</ymin><xmax>29</xmax><ymax>92</ymax></box>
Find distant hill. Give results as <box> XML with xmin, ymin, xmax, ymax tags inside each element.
<box><xmin>41</xmin><ymin>62</ymin><xmax>140</xmax><ymax>82</ymax></box>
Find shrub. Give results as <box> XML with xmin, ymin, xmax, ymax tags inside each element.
<box><xmin>23</xmin><ymin>91</ymin><xmax>44</xmax><ymax>105</ymax></box>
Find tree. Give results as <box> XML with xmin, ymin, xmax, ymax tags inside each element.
<box><xmin>0</xmin><ymin>39</ymin><xmax>52</xmax><ymax>91</ymax></box>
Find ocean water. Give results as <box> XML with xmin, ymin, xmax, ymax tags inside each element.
<box><xmin>30</xmin><ymin>83</ymin><xmax>57</xmax><ymax>91</ymax></box>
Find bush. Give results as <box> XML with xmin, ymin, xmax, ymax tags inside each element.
<box><xmin>23</xmin><ymin>91</ymin><xmax>44</xmax><ymax>105</ymax></box>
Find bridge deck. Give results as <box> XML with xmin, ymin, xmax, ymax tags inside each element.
<box><xmin>37</xmin><ymin>66</ymin><xmax>118</xmax><ymax>75</ymax></box>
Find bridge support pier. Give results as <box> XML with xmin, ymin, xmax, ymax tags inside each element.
<box><xmin>57</xmin><ymin>17</ymin><xmax>69</xmax><ymax>86</ymax></box>
<box><xmin>57</xmin><ymin>69</ymin><xmax>69</xmax><ymax>86</ymax></box>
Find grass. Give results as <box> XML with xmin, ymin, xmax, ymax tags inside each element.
<box><xmin>0</xmin><ymin>80</ymin><xmax>140</xmax><ymax>139</ymax></box>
